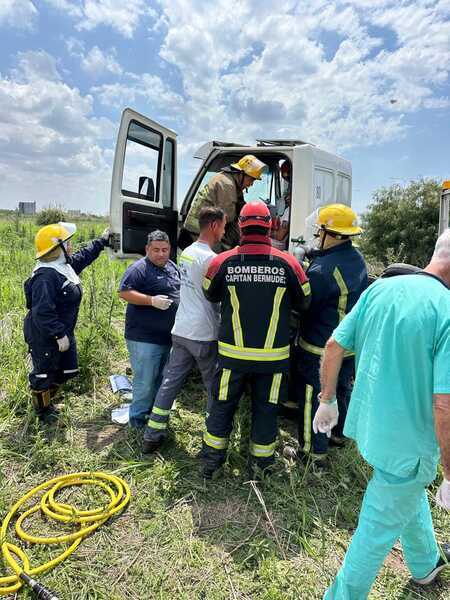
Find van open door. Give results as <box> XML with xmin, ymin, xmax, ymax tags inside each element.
<box><xmin>109</xmin><ymin>108</ymin><xmax>177</xmax><ymax>259</ymax></box>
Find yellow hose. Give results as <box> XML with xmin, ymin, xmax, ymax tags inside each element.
<box><xmin>0</xmin><ymin>471</ymin><xmax>131</xmax><ymax>596</ymax></box>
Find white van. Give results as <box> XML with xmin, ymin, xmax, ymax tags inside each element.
<box><xmin>109</xmin><ymin>108</ymin><xmax>352</xmax><ymax>259</ymax></box>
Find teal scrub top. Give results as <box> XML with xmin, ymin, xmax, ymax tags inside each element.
<box><xmin>333</xmin><ymin>273</ymin><xmax>450</xmax><ymax>480</ymax></box>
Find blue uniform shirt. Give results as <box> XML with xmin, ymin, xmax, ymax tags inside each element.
<box><xmin>119</xmin><ymin>257</ymin><xmax>180</xmax><ymax>345</ymax></box>
<box><xmin>333</xmin><ymin>272</ymin><xmax>450</xmax><ymax>479</ymax></box>
<box><xmin>298</xmin><ymin>241</ymin><xmax>367</xmax><ymax>355</ymax></box>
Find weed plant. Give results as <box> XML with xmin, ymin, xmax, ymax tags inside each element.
<box><xmin>0</xmin><ymin>215</ymin><xmax>448</xmax><ymax>599</ymax></box>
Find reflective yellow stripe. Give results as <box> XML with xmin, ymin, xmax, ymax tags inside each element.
<box><xmin>302</xmin><ymin>384</ymin><xmax>313</xmax><ymax>453</ymax></box>
<box><xmin>152</xmin><ymin>406</ymin><xmax>170</xmax><ymax>417</ymax></box>
<box><xmin>298</xmin><ymin>337</ymin><xmax>354</xmax><ymax>358</ymax></box>
<box><xmin>218</xmin><ymin>369</ymin><xmax>231</xmax><ymax>401</ymax></box>
<box><xmin>229</xmin><ymin>286</ymin><xmax>244</xmax><ymax>346</ymax></box>
<box><xmin>148</xmin><ymin>419</ymin><xmax>167</xmax><ymax>430</ymax></box>
<box><xmin>218</xmin><ymin>341</ymin><xmax>289</xmax><ymax>361</ymax></box>
<box><xmin>202</xmin><ymin>277</ymin><xmax>211</xmax><ymax>290</ymax></box>
<box><xmin>302</xmin><ymin>281</ymin><xmax>311</xmax><ymax>296</ymax></box>
<box><xmin>264</xmin><ymin>287</ymin><xmax>286</xmax><ymax>349</ymax></box>
<box><xmin>179</xmin><ymin>252</ymin><xmax>194</xmax><ymax>264</ymax></box>
<box><xmin>250</xmin><ymin>441</ymin><xmax>277</xmax><ymax>457</ymax></box>
<box><xmin>203</xmin><ymin>431</ymin><xmax>228</xmax><ymax>450</ymax></box>
<box><xmin>269</xmin><ymin>373</ymin><xmax>282</xmax><ymax>404</ymax></box>
<box><xmin>333</xmin><ymin>267</ymin><xmax>348</xmax><ymax>322</ymax></box>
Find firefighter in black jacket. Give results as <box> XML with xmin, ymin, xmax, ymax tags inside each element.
<box><xmin>294</xmin><ymin>204</ymin><xmax>368</xmax><ymax>468</ymax></box>
<box><xmin>24</xmin><ymin>222</ymin><xmax>110</xmax><ymax>422</ymax></box>
<box><xmin>201</xmin><ymin>202</ymin><xmax>311</xmax><ymax>478</ymax></box>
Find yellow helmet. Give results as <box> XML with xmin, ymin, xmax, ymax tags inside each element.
<box><xmin>231</xmin><ymin>155</ymin><xmax>267</xmax><ymax>180</ymax></box>
<box><xmin>35</xmin><ymin>222</ymin><xmax>77</xmax><ymax>259</ymax></box>
<box><xmin>317</xmin><ymin>204</ymin><xmax>362</xmax><ymax>236</ymax></box>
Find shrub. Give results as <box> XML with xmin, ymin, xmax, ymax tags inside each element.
<box><xmin>36</xmin><ymin>207</ymin><xmax>67</xmax><ymax>226</ymax></box>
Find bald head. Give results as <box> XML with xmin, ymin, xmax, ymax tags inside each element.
<box><xmin>425</xmin><ymin>228</ymin><xmax>450</xmax><ymax>286</ymax></box>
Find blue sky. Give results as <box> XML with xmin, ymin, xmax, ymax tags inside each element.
<box><xmin>0</xmin><ymin>0</ymin><xmax>449</xmax><ymax>215</ymax></box>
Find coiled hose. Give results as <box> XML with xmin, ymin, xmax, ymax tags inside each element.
<box><xmin>0</xmin><ymin>472</ymin><xmax>131</xmax><ymax>598</ymax></box>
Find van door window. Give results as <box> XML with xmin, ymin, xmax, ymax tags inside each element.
<box><xmin>122</xmin><ymin>121</ymin><xmax>162</xmax><ymax>202</ymax></box>
<box><xmin>336</xmin><ymin>173</ymin><xmax>351</xmax><ymax>204</ymax></box>
<box><xmin>161</xmin><ymin>138</ymin><xmax>175</xmax><ymax>209</ymax></box>
<box><xmin>314</xmin><ymin>168</ymin><xmax>334</xmax><ymax>208</ymax></box>
<box><xmin>243</xmin><ymin>168</ymin><xmax>277</xmax><ymax>206</ymax></box>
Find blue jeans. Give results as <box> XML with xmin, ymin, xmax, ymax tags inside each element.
<box><xmin>324</xmin><ymin>464</ymin><xmax>440</xmax><ymax>599</ymax></box>
<box><xmin>126</xmin><ymin>339</ymin><xmax>170</xmax><ymax>429</ymax></box>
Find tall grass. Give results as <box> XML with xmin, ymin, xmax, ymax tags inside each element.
<box><xmin>0</xmin><ymin>214</ymin><xmax>448</xmax><ymax>599</ymax></box>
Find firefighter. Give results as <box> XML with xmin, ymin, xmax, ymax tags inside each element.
<box><xmin>201</xmin><ymin>202</ymin><xmax>311</xmax><ymax>479</ymax></box>
<box><xmin>292</xmin><ymin>204</ymin><xmax>368</xmax><ymax>468</ymax></box>
<box><xmin>24</xmin><ymin>222</ymin><xmax>110</xmax><ymax>423</ymax></box>
<box><xmin>182</xmin><ymin>155</ymin><xmax>267</xmax><ymax>252</ymax></box>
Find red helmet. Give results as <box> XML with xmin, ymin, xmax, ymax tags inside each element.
<box><xmin>238</xmin><ymin>202</ymin><xmax>272</xmax><ymax>229</ymax></box>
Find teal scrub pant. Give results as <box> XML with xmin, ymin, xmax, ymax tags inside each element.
<box><xmin>324</xmin><ymin>466</ymin><xmax>440</xmax><ymax>599</ymax></box>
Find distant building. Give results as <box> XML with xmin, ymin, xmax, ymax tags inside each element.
<box><xmin>68</xmin><ymin>209</ymin><xmax>81</xmax><ymax>217</ymax></box>
<box><xmin>18</xmin><ymin>202</ymin><xmax>36</xmax><ymax>215</ymax></box>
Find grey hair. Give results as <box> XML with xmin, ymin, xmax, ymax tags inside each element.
<box><xmin>432</xmin><ymin>228</ymin><xmax>450</xmax><ymax>263</ymax></box>
<box><xmin>147</xmin><ymin>230</ymin><xmax>169</xmax><ymax>244</ymax></box>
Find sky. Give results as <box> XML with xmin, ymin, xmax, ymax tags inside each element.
<box><xmin>0</xmin><ymin>0</ymin><xmax>449</xmax><ymax>215</ymax></box>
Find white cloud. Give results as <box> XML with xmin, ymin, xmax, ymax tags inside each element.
<box><xmin>44</xmin><ymin>0</ymin><xmax>157</xmax><ymax>37</ymax></box>
<box><xmin>0</xmin><ymin>0</ymin><xmax>37</xmax><ymax>29</ymax></box>
<box><xmin>0</xmin><ymin>50</ymin><xmax>114</xmax><ymax>211</ymax></box>
<box><xmin>81</xmin><ymin>46</ymin><xmax>123</xmax><ymax>76</ymax></box>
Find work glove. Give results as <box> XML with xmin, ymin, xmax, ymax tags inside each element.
<box><xmin>151</xmin><ymin>295</ymin><xmax>173</xmax><ymax>310</ymax></box>
<box><xmin>436</xmin><ymin>479</ymin><xmax>450</xmax><ymax>510</ymax></box>
<box><xmin>56</xmin><ymin>335</ymin><xmax>70</xmax><ymax>352</ymax></box>
<box><xmin>312</xmin><ymin>397</ymin><xmax>338</xmax><ymax>437</ymax></box>
<box><xmin>101</xmin><ymin>228</ymin><xmax>111</xmax><ymax>247</ymax></box>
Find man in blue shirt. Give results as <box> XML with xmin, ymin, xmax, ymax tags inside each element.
<box><xmin>119</xmin><ymin>230</ymin><xmax>180</xmax><ymax>429</ymax></box>
<box><xmin>315</xmin><ymin>229</ymin><xmax>450</xmax><ymax>599</ymax></box>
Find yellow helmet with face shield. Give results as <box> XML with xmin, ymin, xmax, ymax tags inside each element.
<box><xmin>231</xmin><ymin>155</ymin><xmax>267</xmax><ymax>180</ymax></box>
<box><xmin>35</xmin><ymin>222</ymin><xmax>77</xmax><ymax>259</ymax></box>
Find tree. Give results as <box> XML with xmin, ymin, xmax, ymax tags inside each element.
<box><xmin>36</xmin><ymin>207</ymin><xmax>67</xmax><ymax>226</ymax></box>
<box><xmin>360</xmin><ymin>179</ymin><xmax>441</xmax><ymax>268</ymax></box>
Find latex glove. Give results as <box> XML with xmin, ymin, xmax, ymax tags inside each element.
<box><xmin>56</xmin><ymin>335</ymin><xmax>70</xmax><ymax>352</ymax></box>
<box><xmin>436</xmin><ymin>479</ymin><xmax>450</xmax><ymax>510</ymax></box>
<box><xmin>101</xmin><ymin>228</ymin><xmax>111</xmax><ymax>246</ymax></box>
<box><xmin>151</xmin><ymin>295</ymin><xmax>173</xmax><ymax>310</ymax></box>
<box><xmin>312</xmin><ymin>399</ymin><xmax>339</xmax><ymax>437</ymax></box>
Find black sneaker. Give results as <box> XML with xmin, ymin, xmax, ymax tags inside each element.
<box><xmin>412</xmin><ymin>543</ymin><xmax>450</xmax><ymax>585</ymax></box>
<box><xmin>329</xmin><ymin>435</ymin><xmax>347</xmax><ymax>448</ymax></box>
<box><xmin>36</xmin><ymin>405</ymin><xmax>61</xmax><ymax>425</ymax></box>
<box><xmin>201</xmin><ymin>462</ymin><xmax>223</xmax><ymax>480</ymax></box>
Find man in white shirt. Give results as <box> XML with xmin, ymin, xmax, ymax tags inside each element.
<box><xmin>143</xmin><ymin>207</ymin><xmax>226</xmax><ymax>453</ymax></box>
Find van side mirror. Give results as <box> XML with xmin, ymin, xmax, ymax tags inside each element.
<box><xmin>138</xmin><ymin>176</ymin><xmax>155</xmax><ymax>201</ymax></box>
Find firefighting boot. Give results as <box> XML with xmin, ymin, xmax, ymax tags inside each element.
<box><xmin>31</xmin><ymin>389</ymin><xmax>60</xmax><ymax>424</ymax></box>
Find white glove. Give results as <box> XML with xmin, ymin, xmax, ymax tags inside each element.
<box><xmin>436</xmin><ymin>479</ymin><xmax>450</xmax><ymax>510</ymax></box>
<box><xmin>312</xmin><ymin>398</ymin><xmax>339</xmax><ymax>437</ymax></box>
<box><xmin>151</xmin><ymin>295</ymin><xmax>173</xmax><ymax>310</ymax></box>
<box><xmin>56</xmin><ymin>335</ymin><xmax>70</xmax><ymax>352</ymax></box>
<box><xmin>101</xmin><ymin>228</ymin><xmax>111</xmax><ymax>245</ymax></box>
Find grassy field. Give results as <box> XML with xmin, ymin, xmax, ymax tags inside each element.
<box><xmin>0</xmin><ymin>215</ymin><xmax>448</xmax><ymax>599</ymax></box>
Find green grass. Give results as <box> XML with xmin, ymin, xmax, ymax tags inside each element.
<box><xmin>0</xmin><ymin>215</ymin><xmax>449</xmax><ymax>599</ymax></box>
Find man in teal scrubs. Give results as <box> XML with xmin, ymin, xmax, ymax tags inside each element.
<box><xmin>315</xmin><ymin>229</ymin><xmax>450</xmax><ymax>599</ymax></box>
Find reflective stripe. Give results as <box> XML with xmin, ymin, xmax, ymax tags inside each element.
<box><xmin>302</xmin><ymin>384</ymin><xmax>313</xmax><ymax>453</ymax></box>
<box><xmin>302</xmin><ymin>281</ymin><xmax>311</xmax><ymax>296</ymax></box>
<box><xmin>333</xmin><ymin>267</ymin><xmax>348</xmax><ymax>322</ymax></box>
<box><xmin>152</xmin><ymin>406</ymin><xmax>170</xmax><ymax>417</ymax></box>
<box><xmin>229</xmin><ymin>286</ymin><xmax>244</xmax><ymax>347</ymax></box>
<box><xmin>35</xmin><ymin>374</ymin><xmax>48</xmax><ymax>379</ymax></box>
<box><xmin>202</xmin><ymin>277</ymin><xmax>211</xmax><ymax>290</ymax></box>
<box><xmin>63</xmin><ymin>369</ymin><xmax>79</xmax><ymax>374</ymax></box>
<box><xmin>250</xmin><ymin>441</ymin><xmax>276</xmax><ymax>458</ymax></box>
<box><xmin>179</xmin><ymin>252</ymin><xmax>194</xmax><ymax>264</ymax></box>
<box><xmin>148</xmin><ymin>419</ymin><xmax>167</xmax><ymax>430</ymax></box>
<box><xmin>264</xmin><ymin>287</ymin><xmax>286</xmax><ymax>349</ymax></box>
<box><xmin>218</xmin><ymin>369</ymin><xmax>231</xmax><ymax>401</ymax></box>
<box><xmin>298</xmin><ymin>337</ymin><xmax>354</xmax><ymax>358</ymax></box>
<box><xmin>203</xmin><ymin>431</ymin><xmax>228</xmax><ymax>450</ymax></box>
<box><xmin>218</xmin><ymin>341</ymin><xmax>289</xmax><ymax>362</ymax></box>
<box><xmin>269</xmin><ymin>373</ymin><xmax>282</xmax><ymax>404</ymax></box>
